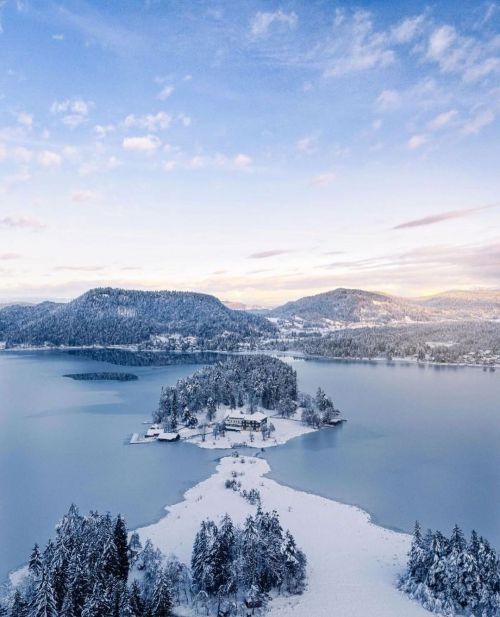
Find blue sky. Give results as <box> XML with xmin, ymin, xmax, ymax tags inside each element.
<box><xmin>0</xmin><ymin>0</ymin><xmax>499</xmax><ymax>305</ymax></box>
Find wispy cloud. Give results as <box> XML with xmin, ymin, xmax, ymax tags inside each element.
<box><xmin>393</xmin><ymin>205</ymin><xmax>495</xmax><ymax>229</ymax></box>
<box><xmin>51</xmin><ymin>98</ymin><xmax>94</xmax><ymax>127</ymax></box>
<box><xmin>122</xmin><ymin>135</ymin><xmax>161</xmax><ymax>152</ymax></box>
<box><xmin>0</xmin><ymin>216</ymin><xmax>45</xmax><ymax>230</ymax></box>
<box><xmin>53</xmin><ymin>265</ymin><xmax>105</xmax><ymax>272</ymax></box>
<box><xmin>71</xmin><ymin>190</ymin><xmax>97</xmax><ymax>203</ymax></box>
<box><xmin>249</xmin><ymin>249</ymin><xmax>293</xmax><ymax>259</ymax></box>
<box><xmin>310</xmin><ymin>171</ymin><xmax>336</xmax><ymax>187</ymax></box>
<box><xmin>0</xmin><ymin>252</ymin><xmax>22</xmax><ymax>260</ymax></box>
<box><xmin>124</xmin><ymin>112</ymin><xmax>171</xmax><ymax>132</ymax></box>
<box><xmin>250</xmin><ymin>10</ymin><xmax>298</xmax><ymax>37</ymax></box>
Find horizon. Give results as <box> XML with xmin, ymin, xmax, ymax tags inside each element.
<box><xmin>2</xmin><ymin>283</ymin><xmax>500</xmax><ymax>310</ymax></box>
<box><xmin>0</xmin><ymin>1</ymin><xmax>499</xmax><ymax>304</ymax></box>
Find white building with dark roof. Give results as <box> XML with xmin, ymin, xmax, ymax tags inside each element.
<box><xmin>224</xmin><ymin>411</ymin><xmax>268</xmax><ymax>432</ymax></box>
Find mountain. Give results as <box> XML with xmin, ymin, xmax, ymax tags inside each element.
<box><xmin>417</xmin><ymin>290</ymin><xmax>500</xmax><ymax>320</ymax></box>
<box><xmin>222</xmin><ymin>300</ymin><xmax>269</xmax><ymax>312</ymax></box>
<box><xmin>269</xmin><ymin>288</ymin><xmax>431</xmax><ymax>326</ymax></box>
<box><xmin>0</xmin><ymin>287</ymin><xmax>275</xmax><ymax>347</ymax></box>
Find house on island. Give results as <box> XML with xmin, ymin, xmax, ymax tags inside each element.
<box><xmin>224</xmin><ymin>411</ymin><xmax>268</xmax><ymax>432</ymax></box>
<box><xmin>145</xmin><ymin>424</ymin><xmax>162</xmax><ymax>438</ymax></box>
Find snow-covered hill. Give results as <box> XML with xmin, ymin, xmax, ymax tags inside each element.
<box><xmin>269</xmin><ymin>288</ymin><xmax>500</xmax><ymax>332</ymax></box>
<box><xmin>0</xmin><ymin>287</ymin><xmax>276</xmax><ymax>347</ymax></box>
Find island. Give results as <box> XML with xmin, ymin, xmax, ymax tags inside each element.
<box><xmin>64</xmin><ymin>372</ymin><xmax>139</xmax><ymax>381</ymax></box>
<box><xmin>133</xmin><ymin>354</ymin><xmax>344</xmax><ymax>448</ymax></box>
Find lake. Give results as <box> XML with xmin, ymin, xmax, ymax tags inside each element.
<box><xmin>1</xmin><ymin>351</ymin><xmax>499</xmax><ymax>582</ymax></box>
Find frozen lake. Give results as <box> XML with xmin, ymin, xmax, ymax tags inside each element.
<box><xmin>1</xmin><ymin>351</ymin><xmax>499</xmax><ymax>581</ymax></box>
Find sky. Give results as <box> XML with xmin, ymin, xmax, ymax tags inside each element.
<box><xmin>0</xmin><ymin>0</ymin><xmax>499</xmax><ymax>306</ymax></box>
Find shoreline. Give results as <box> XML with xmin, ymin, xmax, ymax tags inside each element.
<box><xmin>2</xmin><ymin>345</ymin><xmax>498</xmax><ymax>371</ymax></box>
<box><xmin>136</xmin><ymin>455</ymin><xmax>429</xmax><ymax>616</ymax></box>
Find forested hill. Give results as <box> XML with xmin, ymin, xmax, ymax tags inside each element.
<box><xmin>269</xmin><ymin>287</ymin><xmax>500</xmax><ymax>325</ymax></box>
<box><xmin>0</xmin><ymin>287</ymin><xmax>276</xmax><ymax>348</ymax></box>
<box><xmin>269</xmin><ymin>288</ymin><xmax>431</xmax><ymax>324</ymax></box>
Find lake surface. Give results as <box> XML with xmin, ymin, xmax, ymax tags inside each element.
<box><xmin>1</xmin><ymin>351</ymin><xmax>499</xmax><ymax>582</ymax></box>
<box><xmin>0</xmin><ymin>351</ymin><xmax>220</xmax><ymax>582</ymax></box>
<box><xmin>268</xmin><ymin>357</ymin><xmax>500</xmax><ymax>544</ymax></box>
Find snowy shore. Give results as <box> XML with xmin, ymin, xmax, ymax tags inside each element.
<box><xmin>182</xmin><ymin>416</ymin><xmax>317</xmax><ymax>450</ymax></box>
<box><xmin>137</xmin><ymin>455</ymin><xmax>429</xmax><ymax>616</ymax></box>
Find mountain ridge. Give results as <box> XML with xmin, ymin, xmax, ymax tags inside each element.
<box><xmin>0</xmin><ymin>287</ymin><xmax>275</xmax><ymax>347</ymax></box>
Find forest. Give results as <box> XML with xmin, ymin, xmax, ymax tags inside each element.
<box><xmin>400</xmin><ymin>522</ymin><xmax>500</xmax><ymax>616</ymax></box>
<box><xmin>0</xmin><ymin>288</ymin><xmax>275</xmax><ymax>349</ymax></box>
<box><xmin>155</xmin><ymin>355</ymin><xmax>298</xmax><ymax>427</ymax></box>
<box><xmin>191</xmin><ymin>508</ymin><xmax>306</xmax><ymax>614</ymax></box>
<box><xmin>1</xmin><ymin>504</ymin><xmax>306</xmax><ymax>617</ymax></box>
<box><xmin>272</xmin><ymin>321</ymin><xmax>500</xmax><ymax>365</ymax></box>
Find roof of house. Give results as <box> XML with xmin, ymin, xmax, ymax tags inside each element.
<box><xmin>225</xmin><ymin>411</ymin><xmax>268</xmax><ymax>422</ymax></box>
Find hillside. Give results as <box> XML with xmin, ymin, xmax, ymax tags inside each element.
<box><xmin>269</xmin><ymin>288</ymin><xmax>431</xmax><ymax>326</ymax></box>
<box><xmin>0</xmin><ymin>287</ymin><xmax>275</xmax><ymax>348</ymax></box>
<box><xmin>417</xmin><ymin>290</ymin><xmax>500</xmax><ymax>320</ymax></box>
<box><xmin>269</xmin><ymin>288</ymin><xmax>500</xmax><ymax>328</ymax></box>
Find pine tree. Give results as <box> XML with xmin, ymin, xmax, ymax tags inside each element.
<box><xmin>128</xmin><ymin>532</ymin><xmax>142</xmax><ymax>566</ymax></box>
<box><xmin>28</xmin><ymin>545</ymin><xmax>43</xmax><ymax>579</ymax></box>
<box><xmin>9</xmin><ymin>589</ymin><xmax>27</xmax><ymax>617</ymax></box>
<box><xmin>129</xmin><ymin>581</ymin><xmax>145</xmax><ymax>617</ymax></box>
<box><xmin>30</xmin><ymin>574</ymin><xmax>58</xmax><ymax>617</ymax></box>
<box><xmin>114</xmin><ymin>515</ymin><xmax>130</xmax><ymax>580</ymax></box>
<box><xmin>209</xmin><ymin>514</ymin><xmax>235</xmax><ymax>596</ymax></box>
<box><xmin>150</xmin><ymin>570</ymin><xmax>172</xmax><ymax>617</ymax></box>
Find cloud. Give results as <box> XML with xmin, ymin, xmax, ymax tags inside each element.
<box><xmin>407</xmin><ymin>134</ymin><xmax>428</xmax><ymax>149</ymax></box>
<box><xmin>322</xmin><ymin>10</ymin><xmax>395</xmax><ymax>77</ymax></box>
<box><xmin>52</xmin><ymin>33</ymin><xmax>64</xmax><ymax>41</ymax></box>
<box><xmin>71</xmin><ymin>190</ymin><xmax>97</xmax><ymax>203</ymax></box>
<box><xmin>187</xmin><ymin>153</ymin><xmax>252</xmax><ymax>171</ymax></box>
<box><xmin>38</xmin><ymin>150</ymin><xmax>62</xmax><ymax>167</ymax></box>
<box><xmin>393</xmin><ymin>205</ymin><xmax>494</xmax><ymax>229</ymax></box>
<box><xmin>94</xmin><ymin>124</ymin><xmax>115</xmax><ymax>138</ymax></box>
<box><xmin>375</xmin><ymin>89</ymin><xmax>401</xmax><ymax>111</ymax></box>
<box><xmin>391</xmin><ymin>15</ymin><xmax>425</xmax><ymax>44</ymax></box>
<box><xmin>157</xmin><ymin>85</ymin><xmax>174</xmax><ymax>100</ymax></box>
<box><xmin>0</xmin><ymin>216</ymin><xmax>45</xmax><ymax>230</ymax></box>
<box><xmin>249</xmin><ymin>249</ymin><xmax>293</xmax><ymax>259</ymax></box>
<box><xmin>17</xmin><ymin>112</ymin><xmax>33</xmax><ymax>127</ymax></box>
<box><xmin>0</xmin><ymin>252</ymin><xmax>21</xmax><ymax>260</ymax></box>
<box><xmin>51</xmin><ymin>98</ymin><xmax>94</xmax><ymax>128</ymax></box>
<box><xmin>424</xmin><ymin>23</ymin><xmax>500</xmax><ymax>83</ymax></box>
<box><xmin>427</xmin><ymin>109</ymin><xmax>458</xmax><ymax>130</ymax></box>
<box><xmin>296</xmin><ymin>135</ymin><xmax>317</xmax><ymax>154</ymax></box>
<box><xmin>310</xmin><ymin>171</ymin><xmax>336</xmax><ymax>187</ymax></box>
<box><xmin>122</xmin><ymin>135</ymin><xmax>161</xmax><ymax>152</ymax></box>
<box><xmin>462</xmin><ymin>109</ymin><xmax>495</xmax><ymax>135</ymax></box>
<box><xmin>251</xmin><ymin>10</ymin><xmax>298</xmax><ymax>37</ymax></box>
<box><xmin>53</xmin><ymin>265</ymin><xmax>104</xmax><ymax>272</ymax></box>
<box><xmin>124</xmin><ymin>112</ymin><xmax>171</xmax><ymax>131</ymax></box>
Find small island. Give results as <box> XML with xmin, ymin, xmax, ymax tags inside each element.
<box><xmin>134</xmin><ymin>354</ymin><xmax>344</xmax><ymax>449</ymax></box>
<box><xmin>64</xmin><ymin>372</ymin><xmax>139</xmax><ymax>381</ymax></box>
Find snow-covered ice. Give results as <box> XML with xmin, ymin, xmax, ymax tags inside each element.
<box><xmin>137</xmin><ymin>456</ymin><xmax>429</xmax><ymax>616</ymax></box>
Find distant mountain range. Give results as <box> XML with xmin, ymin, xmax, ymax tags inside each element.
<box><xmin>1</xmin><ymin>286</ymin><xmax>498</xmax><ymax>349</ymax></box>
<box><xmin>0</xmin><ymin>287</ymin><xmax>275</xmax><ymax>347</ymax></box>
<box><xmin>269</xmin><ymin>288</ymin><xmax>500</xmax><ymax>327</ymax></box>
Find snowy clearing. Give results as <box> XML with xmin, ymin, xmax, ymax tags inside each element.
<box><xmin>183</xmin><ymin>416</ymin><xmax>317</xmax><ymax>450</ymax></box>
<box><xmin>137</xmin><ymin>456</ymin><xmax>429</xmax><ymax>616</ymax></box>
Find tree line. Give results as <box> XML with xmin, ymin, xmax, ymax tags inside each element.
<box><xmin>1</xmin><ymin>503</ymin><xmax>306</xmax><ymax>617</ymax></box>
<box><xmin>155</xmin><ymin>355</ymin><xmax>298</xmax><ymax>429</ymax></box>
<box><xmin>400</xmin><ymin>522</ymin><xmax>500</xmax><ymax>616</ymax></box>
<box><xmin>191</xmin><ymin>508</ymin><xmax>306</xmax><ymax>615</ymax></box>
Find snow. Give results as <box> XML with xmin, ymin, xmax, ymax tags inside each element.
<box><xmin>137</xmin><ymin>455</ymin><xmax>429</xmax><ymax>617</ymax></box>
<box><xmin>183</xmin><ymin>416</ymin><xmax>316</xmax><ymax>450</ymax></box>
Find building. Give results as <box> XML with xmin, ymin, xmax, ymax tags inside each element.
<box><xmin>145</xmin><ymin>423</ymin><xmax>162</xmax><ymax>438</ymax></box>
<box><xmin>224</xmin><ymin>411</ymin><xmax>268</xmax><ymax>432</ymax></box>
